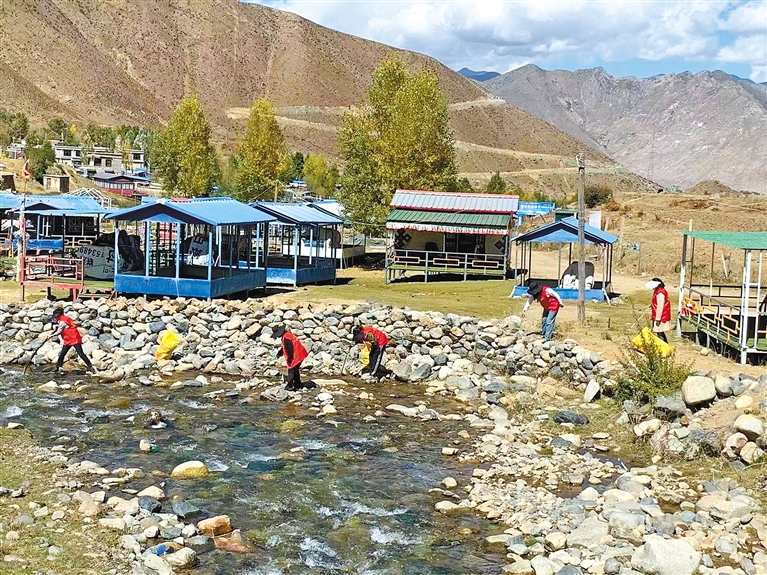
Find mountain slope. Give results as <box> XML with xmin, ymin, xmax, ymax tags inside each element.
<box><xmin>0</xmin><ymin>0</ymin><xmax>612</xmax><ymax>175</ymax></box>
<box><xmin>484</xmin><ymin>65</ymin><xmax>767</xmax><ymax>193</ymax></box>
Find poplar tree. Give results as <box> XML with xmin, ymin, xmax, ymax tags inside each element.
<box><xmin>232</xmin><ymin>96</ymin><xmax>287</xmax><ymax>202</ymax></box>
<box><xmin>152</xmin><ymin>95</ymin><xmax>219</xmax><ymax>198</ymax></box>
<box><xmin>337</xmin><ymin>54</ymin><xmax>457</xmax><ymax>233</ymax></box>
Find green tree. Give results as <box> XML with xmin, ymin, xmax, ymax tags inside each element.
<box><xmin>303</xmin><ymin>154</ymin><xmax>339</xmax><ymax>197</ymax></box>
<box><xmin>151</xmin><ymin>95</ymin><xmax>219</xmax><ymax>198</ymax></box>
<box><xmin>485</xmin><ymin>172</ymin><xmax>507</xmax><ymax>194</ymax></box>
<box><xmin>231</xmin><ymin>96</ymin><xmax>287</xmax><ymax>202</ymax></box>
<box><xmin>337</xmin><ymin>54</ymin><xmax>457</xmax><ymax>233</ymax></box>
<box><xmin>10</xmin><ymin>112</ymin><xmax>28</xmax><ymax>142</ymax></box>
<box><xmin>27</xmin><ymin>141</ymin><xmax>55</xmax><ymax>181</ymax></box>
<box><xmin>280</xmin><ymin>151</ymin><xmax>305</xmax><ymax>183</ymax></box>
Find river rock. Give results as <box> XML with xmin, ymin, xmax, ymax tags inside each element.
<box><xmin>654</xmin><ymin>393</ymin><xmax>686</xmax><ymax>417</ymax></box>
<box><xmin>631</xmin><ymin>535</ymin><xmax>701</xmax><ymax>575</ymax></box>
<box><xmin>171</xmin><ymin>461</ymin><xmax>209</xmax><ymax>479</ymax></box>
<box><xmin>724</xmin><ymin>432</ymin><xmax>749</xmax><ymax>458</ymax></box>
<box><xmin>715</xmin><ymin>373</ymin><xmax>733</xmax><ymax>397</ymax></box>
<box><xmin>553</xmin><ymin>411</ymin><xmax>589</xmax><ymax>425</ymax></box>
<box><xmin>584</xmin><ymin>379</ymin><xmax>600</xmax><ymax>402</ymax></box>
<box><xmin>435</xmin><ymin>501</ymin><xmax>460</xmax><ymax>513</ymax></box>
<box><xmin>197</xmin><ymin>515</ymin><xmax>232</xmax><ymax>536</ymax></box>
<box><xmin>165</xmin><ymin>547</ymin><xmax>197</xmax><ymax>570</ymax></box>
<box><xmin>137</xmin><ymin>485</ymin><xmax>165</xmax><ymax>500</ymax></box>
<box><xmin>99</xmin><ymin>517</ymin><xmax>127</xmax><ymax>532</ymax></box>
<box><xmin>740</xmin><ymin>442</ymin><xmax>765</xmax><ymax>464</ymax></box>
<box><xmin>530</xmin><ymin>555</ymin><xmax>556</xmax><ymax>575</ymax></box>
<box><xmin>681</xmin><ymin>376</ymin><xmax>716</xmax><ymax>406</ymax></box>
<box><xmin>172</xmin><ymin>501</ymin><xmax>202</xmax><ymax>521</ymax></box>
<box><xmin>260</xmin><ymin>386</ymin><xmax>289</xmax><ymax>402</ymax></box>
<box><xmin>138</xmin><ymin>496</ymin><xmax>162</xmax><ymax>513</ymax></box>
<box><xmin>144</xmin><ymin>554</ymin><xmax>174</xmax><ymax>575</ymax></box>
<box><xmin>735</xmin><ymin>414</ymin><xmax>764</xmax><ymax>440</ymax></box>
<box><xmin>545</xmin><ymin>532</ymin><xmax>567</xmax><ymax>551</ymax></box>
<box><xmin>566</xmin><ymin>517</ymin><xmax>608</xmax><ymax>548</ymax></box>
<box><xmin>736</xmin><ymin>395</ymin><xmax>754</xmax><ymax>409</ymax></box>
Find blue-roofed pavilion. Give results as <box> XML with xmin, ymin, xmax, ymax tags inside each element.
<box><xmin>511</xmin><ymin>217</ymin><xmax>618</xmax><ymax>302</ymax></box>
<box><xmin>106</xmin><ymin>197</ymin><xmax>274</xmax><ymax>299</ymax></box>
<box><xmin>251</xmin><ymin>202</ymin><xmax>343</xmax><ymax>287</ymax></box>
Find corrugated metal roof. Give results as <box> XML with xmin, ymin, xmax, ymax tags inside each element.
<box><xmin>512</xmin><ymin>217</ymin><xmax>618</xmax><ymax>245</ymax></box>
<box><xmin>2</xmin><ymin>195</ymin><xmax>110</xmax><ymax>214</ymax></box>
<box><xmin>253</xmin><ymin>202</ymin><xmax>344</xmax><ymax>225</ymax></box>
<box><xmin>391</xmin><ymin>190</ymin><xmax>519</xmax><ymax>214</ymax></box>
<box><xmin>683</xmin><ymin>231</ymin><xmax>767</xmax><ymax>251</ymax></box>
<box><xmin>107</xmin><ymin>197</ymin><xmax>274</xmax><ymax>226</ymax></box>
<box><xmin>387</xmin><ymin>208</ymin><xmax>510</xmax><ymax>229</ymax></box>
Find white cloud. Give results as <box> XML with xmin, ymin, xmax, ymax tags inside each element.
<box><xmin>247</xmin><ymin>1</ymin><xmax>767</xmax><ymax>80</ymax></box>
<box><xmin>717</xmin><ymin>35</ymin><xmax>767</xmax><ymax>81</ymax></box>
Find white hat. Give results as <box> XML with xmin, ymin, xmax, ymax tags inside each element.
<box><xmin>645</xmin><ymin>280</ymin><xmax>661</xmax><ymax>290</ymax></box>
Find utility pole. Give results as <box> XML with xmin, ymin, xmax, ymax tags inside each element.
<box><xmin>576</xmin><ymin>153</ymin><xmax>586</xmax><ymax>324</ymax></box>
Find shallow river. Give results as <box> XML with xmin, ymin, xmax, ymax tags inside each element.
<box><xmin>0</xmin><ymin>370</ymin><xmax>506</xmax><ymax>574</ymax></box>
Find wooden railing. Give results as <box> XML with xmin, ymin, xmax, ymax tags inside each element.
<box><xmin>22</xmin><ymin>256</ymin><xmax>84</xmax><ymax>283</ymax></box>
<box><xmin>386</xmin><ymin>247</ymin><xmax>506</xmax><ymax>282</ymax></box>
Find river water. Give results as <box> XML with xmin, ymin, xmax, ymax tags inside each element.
<box><xmin>0</xmin><ymin>370</ymin><xmax>506</xmax><ymax>574</ymax></box>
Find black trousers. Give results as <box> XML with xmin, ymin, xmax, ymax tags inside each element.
<box><xmin>56</xmin><ymin>343</ymin><xmax>93</xmax><ymax>370</ymax></box>
<box><xmin>368</xmin><ymin>344</ymin><xmax>389</xmax><ymax>378</ymax></box>
<box><xmin>655</xmin><ymin>331</ymin><xmax>668</xmax><ymax>343</ymax></box>
<box><xmin>286</xmin><ymin>364</ymin><xmax>303</xmax><ymax>391</ymax></box>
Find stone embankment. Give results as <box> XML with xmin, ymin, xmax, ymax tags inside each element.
<box><xmin>2</xmin><ymin>296</ymin><xmax>767</xmax><ymax>575</ymax></box>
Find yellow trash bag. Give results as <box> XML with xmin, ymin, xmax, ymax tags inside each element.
<box><xmin>359</xmin><ymin>342</ymin><xmax>371</xmax><ymax>367</ymax></box>
<box><xmin>631</xmin><ymin>327</ymin><xmax>673</xmax><ymax>358</ymax></box>
<box><xmin>155</xmin><ymin>328</ymin><xmax>182</xmax><ymax>361</ymax></box>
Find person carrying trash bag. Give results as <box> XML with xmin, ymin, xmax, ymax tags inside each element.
<box><xmin>646</xmin><ymin>277</ymin><xmax>672</xmax><ymax>343</ymax></box>
<box><xmin>522</xmin><ymin>281</ymin><xmax>564</xmax><ymax>341</ymax></box>
<box><xmin>273</xmin><ymin>325</ymin><xmax>308</xmax><ymax>391</ymax></box>
<box><xmin>51</xmin><ymin>307</ymin><xmax>96</xmax><ymax>374</ymax></box>
<box><xmin>352</xmin><ymin>325</ymin><xmax>391</xmax><ymax>380</ymax></box>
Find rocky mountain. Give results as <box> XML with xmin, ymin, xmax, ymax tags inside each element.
<box><xmin>458</xmin><ymin>68</ymin><xmax>501</xmax><ymax>82</ymax></box>
<box><xmin>483</xmin><ymin>65</ymin><xmax>767</xmax><ymax>193</ymax></box>
<box><xmin>0</xmin><ymin>0</ymin><xmax>606</xmax><ymax>174</ymax></box>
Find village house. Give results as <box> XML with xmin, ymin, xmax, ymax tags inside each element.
<box><xmin>43</xmin><ymin>174</ymin><xmax>70</xmax><ymax>194</ymax></box>
<box><xmin>54</xmin><ymin>144</ymin><xmax>83</xmax><ymax>168</ymax></box>
<box><xmin>93</xmin><ymin>172</ymin><xmax>149</xmax><ymax>197</ymax></box>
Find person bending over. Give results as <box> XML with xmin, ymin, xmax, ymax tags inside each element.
<box><xmin>352</xmin><ymin>325</ymin><xmax>391</xmax><ymax>380</ymax></box>
<box><xmin>52</xmin><ymin>307</ymin><xmax>95</xmax><ymax>374</ymax></box>
<box><xmin>273</xmin><ymin>325</ymin><xmax>308</xmax><ymax>391</ymax></box>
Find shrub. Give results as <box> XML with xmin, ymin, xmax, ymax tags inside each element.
<box><xmin>614</xmin><ymin>335</ymin><xmax>693</xmax><ymax>404</ymax></box>
<box><xmin>584</xmin><ymin>185</ymin><xmax>612</xmax><ymax>208</ymax></box>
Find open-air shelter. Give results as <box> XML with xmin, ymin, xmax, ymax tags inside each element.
<box><xmin>106</xmin><ymin>197</ymin><xmax>273</xmax><ymax>299</ymax></box>
<box><xmin>309</xmin><ymin>199</ymin><xmax>367</xmax><ymax>267</ymax></box>
<box><xmin>251</xmin><ymin>202</ymin><xmax>343</xmax><ymax>287</ymax></box>
<box><xmin>678</xmin><ymin>231</ymin><xmax>767</xmax><ymax>364</ymax></box>
<box><xmin>511</xmin><ymin>216</ymin><xmax>617</xmax><ymax>301</ymax></box>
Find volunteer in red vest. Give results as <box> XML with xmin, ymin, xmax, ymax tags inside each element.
<box><xmin>522</xmin><ymin>281</ymin><xmax>564</xmax><ymax>341</ymax></box>
<box><xmin>352</xmin><ymin>325</ymin><xmax>391</xmax><ymax>380</ymax></box>
<box><xmin>273</xmin><ymin>325</ymin><xmax>308</xmax><ymax>391</ymax></box>
<box><xmin>647</xmin><ymin>278</ymin><xmax>672</xmax><ymax>343</ymax></box>
<box><xmin>52</xmin><ymin>307</ymin><xmax>95</xmax><ymax>374</ymax></box>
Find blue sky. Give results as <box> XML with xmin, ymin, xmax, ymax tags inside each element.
<box><xmin>246</xmin><ymin>1</ymin><xmax>767</xmax><ymax>82</ymax></box>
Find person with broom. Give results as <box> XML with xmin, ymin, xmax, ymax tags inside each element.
<box><xmin>51</xmin><ymin>307</ymin><xmax>96</xmax><ymax>374</ymax></box>
<box><xmin>522</xmin><ymin>281</ymin><xmax>564</xmax><ymax>341</ymax></box>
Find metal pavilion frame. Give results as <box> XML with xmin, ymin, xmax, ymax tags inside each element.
<box><xmin>678</xmin><ymin>231</ymin><xmax>767</xmax><ymax>364</ymax></box>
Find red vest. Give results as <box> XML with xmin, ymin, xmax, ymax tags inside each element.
<box><xmin>59</xmin><ymin>315</ymin><xmax>82</xmax><ymax>346</ymax></box>
<box><xmin>362</xmin><ymin>326</ymin><xmax>389</xmax><ymax>347</ymax></box>
<box><xmin>282</xmin><ymin>332</ymin><xmax>308</xmax><ymax>369</ymax></box>
<box><xmin>652</xmin><ymin>287</ymin><xmax>671</xmax><ymax>323</ymax></box>
<box><xmin>539</xmin><ymin>286</ymin><xmax>562</xmax><ymax>313</ymax></box>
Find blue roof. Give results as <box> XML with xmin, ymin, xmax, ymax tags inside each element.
<box><xmin>107</xmin><ymin>197</ymin><xmax>274</xmax><ymax>226</ymax></box>
<box><xmin>253</xmin><ymin>202</ymin><xmax>343</xmax><ymax>225</ymax></box>
<box><xmin>513</xmin><ymin>217</ymin><xmax>618</xmax><ymax>245</ymax></box>
<box><xmin>0</xmin><ymin>194</ymin><xmax>110</xmax><ymax>215</ymax></box>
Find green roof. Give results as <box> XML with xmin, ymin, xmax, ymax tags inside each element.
<box><xmin>683</xmin><ymin>231</ymin><xmax>767</xmax><ymax>251</ymax></box>
<box><xmin>387</xmin><ymin>208</ymin><xmax>510</xmax><ymax>230</ymax></box>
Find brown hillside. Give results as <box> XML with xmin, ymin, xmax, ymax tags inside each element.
<box><xmin>0</xmin><ymin>0</ymin><xmax>611</xmax><ymax>170</ymax></box>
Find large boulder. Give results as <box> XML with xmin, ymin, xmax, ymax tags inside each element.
<box><xmin>197</xmin><ymin>515</ymin><xmax>232</xmax><ymax>536</ymax></box>
<box><xmin>681</xmin><ymin>376</ymin><xmax>716</xmax><ymax>406</ymax></box>
<box><xmin>631</xmin><ymin>535</ymin><xmax>701</xmax><ymax>575</ymax></box>
<box><xmin>566</xmin><ymin>516</ymin><xmax>608</xmax><ymax>548</ymax></box>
